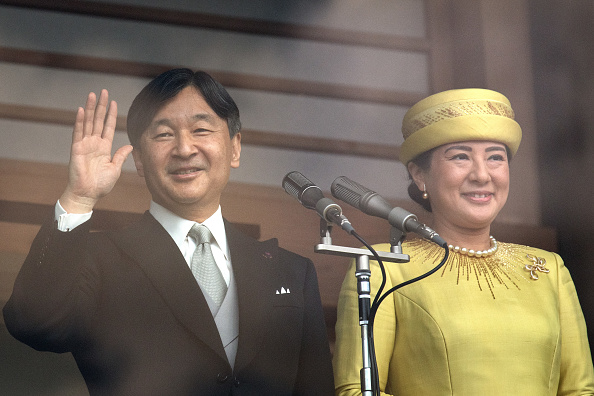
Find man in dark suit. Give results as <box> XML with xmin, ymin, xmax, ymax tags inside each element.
<box><xmin>3</xmin><ymin>69</ymin><xmax>334</xmax><ymax>395</ymax></box>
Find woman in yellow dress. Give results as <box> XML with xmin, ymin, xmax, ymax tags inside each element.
<box><xmin>333</xmin><ymin>88</ymin><xmax>594</xmax><ymax>395</ymax></box>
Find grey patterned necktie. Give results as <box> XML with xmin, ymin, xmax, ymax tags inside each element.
<box><xmin>188</xmin><ymin>224</ymin><xmax>227</xmax><ymax>308</ymax></box>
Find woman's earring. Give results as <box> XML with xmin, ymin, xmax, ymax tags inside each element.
<box><xmin>422</xmin><ymin>184</ymin><xmax>429</xmax><ymax>200</ymax></box>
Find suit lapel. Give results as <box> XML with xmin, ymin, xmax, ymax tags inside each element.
<box><xmin>108</xmin><ymin>212</ymin><xmax>228</xmax><ymax>364</ymax></box>
<box><xmin>225</xmin><ymin>222</ymin><xmax>279</xmax><ymax>372</ymax></box>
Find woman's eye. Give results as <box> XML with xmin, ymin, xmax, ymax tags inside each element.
<box><xmin>449</xmin><ymin>153</ymin><xmax>469</xmax><ymax>160</ymax></box>
<box><xmin>489</xmin><ymin>154</ymin><xmax>506</xmax><ymax>161</ymax></box>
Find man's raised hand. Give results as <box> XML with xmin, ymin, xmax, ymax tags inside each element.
<box><xmin>59</xmin><ymin>90</ymin><xmax>133</xmax><ymax>214</ymax></box>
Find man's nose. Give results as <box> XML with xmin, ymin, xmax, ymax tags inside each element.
<box><xmin>173</xmin><ymin>132</ymin><xmax>198</xmax><ymax>157</ymax></box>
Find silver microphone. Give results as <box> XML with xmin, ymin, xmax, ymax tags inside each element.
<box><xmin>282</xmin><ymin>171</ymin><xmax>354</xmax><ymax>234</ymax></box>
<box><xmin>331</xmin><ymin>176</ymin><xmax>446</xmax><ymax>246</ymax></box>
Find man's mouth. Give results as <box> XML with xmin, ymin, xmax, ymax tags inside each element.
<box><xmin>171</xmin><ymin>167</ymin><xmax>202</xmax><ymax>175</ymax></box>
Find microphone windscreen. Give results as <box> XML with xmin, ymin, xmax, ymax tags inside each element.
<box><xmin>282</xmin><ymin>171</ymin><xmax>306</xmax><ymax>199</ymax></box>
<box><xmin>282</xmin><ymin>171</ymin><xmax>324</xmax><ymax>209</ymax></box>
<box><xmin>331</xmin><ymin>176</ymin><xmax>366</xmax><ymax>208</ymax></box>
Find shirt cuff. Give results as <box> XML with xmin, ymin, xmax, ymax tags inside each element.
<box><xmin>55</xmin><ymin>200</ymin><xmax>93</xmax><ymax>232</ymax></box>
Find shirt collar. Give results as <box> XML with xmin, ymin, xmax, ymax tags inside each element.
<box><xmin>148</xmin><ymin>201</ymin><xmax>229</xmax><ymax>259</ymax></box>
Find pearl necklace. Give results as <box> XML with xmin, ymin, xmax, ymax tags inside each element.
<box><xmin>448</xmin><ymin>236</ymin><xmax>498</xmax><ymax>258</ymax></box>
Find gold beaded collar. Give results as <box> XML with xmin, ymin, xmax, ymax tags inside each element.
<box><xmin>404</xmin><ymin>238</ymin><xmax>549</xmax><ymax>299</ymax></box>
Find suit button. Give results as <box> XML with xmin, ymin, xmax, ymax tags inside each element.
<box><xmin>217</xmin><ymin>372</ymin><xmax>229</xmax><ymax>383</ymax></box>
<box><xmin>233</xmin><ymin>377</ymin><xmax>240</xmax><ymax>387</ymax></box>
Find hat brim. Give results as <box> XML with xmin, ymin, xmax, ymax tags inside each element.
<box><xmin>399</xmin><ymin>114</ymin><xmax>522</xmax><ymax>165</ymax></box>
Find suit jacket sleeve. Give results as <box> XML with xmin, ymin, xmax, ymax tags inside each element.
<box><xmin>4</xmin><ymin>215</ymin><xmax>337</xmax><ymax>395</ymax></box>
<box><xmin>3</xmin><ymin>215</ymin><xmax>99</xmax><ymax>352</ymax></box>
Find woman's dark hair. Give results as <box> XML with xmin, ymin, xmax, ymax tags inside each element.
<box><xmin>126</xmin><ymin>68</ymin><xmax>241</xmax><ymax>148</ymax></box>
<box><xmin>407</xmin><ymin>148</ymin><xmax>435</xmax><ymax>212</ymax></box>
<box><xmin>407</xmin><ymin>144</ymin><xmax>512</xmax><ymax>213</ymax></box>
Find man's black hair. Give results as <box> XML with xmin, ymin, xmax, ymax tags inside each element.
<box><xmin>127</xmin><ymin>68</ymin><xmax>241</xmax><ymax>148</ymax></box>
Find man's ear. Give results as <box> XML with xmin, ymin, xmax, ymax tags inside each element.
<box><xmin>407</xmin><ymin>161</ymin><xmax>425</xmax><ymax>191</ymax></box>
<box><xmin>132</xmin><ymin>148</ymin><xmax>144</xmax><ymax>177</ymax></box>
<box><xmin>230</xmin><ymin>132</ymin><xmax>241</xmax><ymax>169</ymax></box>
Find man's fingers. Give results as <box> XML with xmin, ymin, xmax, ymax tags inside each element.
<box><xmin>112</xmin><ymin>144</ymin><xmax>134</xmax><ymax>169</ymax></box>
<box><xmin>78</xmin><ymin>90</ymin><xmax>116</xmax><ymax>141</ymax></box>
<box><xmin>82</xmin><ymin>92</ymin><xmax>96</xmax><ymax>137</ymax></box>
<box><xmin>72</xmin><ymin>107</ymin><xmax>85</xmax><ymax>143</ymax></box>
<box><xmin>102</xmin><ymin>100</ymin><xmax>118</xmax><ymax>141</ymax></box>
<box><xmin>93</xmin><ymin>89</ymin><xmax>109</xmax><ymax>136</ymax></box>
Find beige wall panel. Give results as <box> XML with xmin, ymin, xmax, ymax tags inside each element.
<box><xmin>0</xmin><ymin>63</ymin><xmax>149</xmax><ymax>112</ymax></box>
<box><xmin>0</xmin><ymin>63</ymin><xmax>409</xmax><ymax>146</ymax></box>
<box><xmin>0</xmin><ymin>118</ymin><xmax>138</xmax><ymax>173</ymax></box>
<box><xmin>0</xmin><ymin>223</ymin><xmax>39</xmax><ymax>256</ymax></box>
<box><xmin>97</xmin><ymin>0</ymin><xmax>427</xmax><ymax>37</ymax></box>
<box><xmin>0</xmin><ymin>158</ymin><xmax>150</xmax><ymax>212</ymax></box>
<box><xmin>230</xmin><ymin>90</ymin><xmax>409</xmax><ymax>145</ymax></box>
<box><xmin>233</xmin><ymin>145</ymin><xmax>411</xmax><ymax>199</ymax></box>
<box><xmin>0</xmin><ymin>119</ymin><xmax>413</xmax><ymax>199</ymax></box>
<box><xmin>0</xmin><ymin>6</ymin><xmax>429</xmax><ymax>92</ymax></box>
<box><xmin>480</xmin><ymin>0</ymin><xmax>541</xmax><ymax>225</ymax></box>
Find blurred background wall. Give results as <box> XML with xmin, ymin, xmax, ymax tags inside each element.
<box><xmin>529</xmin><ymin>0</ymin><xmax>594</xmax><ymax>374</ymax></box>
<box><xmin>0</xmin><ymin>0</ymin><xmax>591</xmax><ymax>394</ymax></box>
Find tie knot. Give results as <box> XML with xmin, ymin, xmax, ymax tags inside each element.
<box><xmin>189</xmin><ymin>224</ymin><xmax>213</xmax><ymax>245</ymax></box>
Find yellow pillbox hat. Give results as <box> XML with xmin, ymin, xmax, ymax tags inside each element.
<box><xmin>400</xmin><ymin>88</ymin><xmax>522</xmax><ymax>165</ymax></box>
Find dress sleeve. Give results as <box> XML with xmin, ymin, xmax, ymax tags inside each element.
<box><xmin>333</xmin><ymin>257</ymin><xmax>396</xmax><ymax>396</ymax></box>
<box><xmin>555</xmin><ymin>253</ymin><xmax>594</xmax><ymax>395</ymax></box>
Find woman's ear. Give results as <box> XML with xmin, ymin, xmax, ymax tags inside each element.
<box><xmin>407</xmin><ymin>162</ymin><xmax>426</xmax><ymax>191</ymax></box>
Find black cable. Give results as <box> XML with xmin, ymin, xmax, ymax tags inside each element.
<box><xmin>350</xmin><ymin>230</ymin><xmax>384</xmax><ymax>396</ymax></box>
<box><xmin>348</xmin><ymin>231</ymin><xmax>450</xmax><ymax>395</ymax></box>
<box><xmin>369</xmin><ymin>245</ymin><xmax>449</xmax><ymax>325</ymax></box>
<box><xmin>350</xmin><ymin>230</ymin><xmax>388</xmax><ymax>309</ymax></box>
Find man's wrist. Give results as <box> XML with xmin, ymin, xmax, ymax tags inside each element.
<box><xmin>58</xmin><ymin>191</ymin><xmax>97</xmax><ymax>214</ymax></box>
<box><xmin>55</xmin><ymin>200</ymin><xmax>92</xmax><ymax>232</ymax></box>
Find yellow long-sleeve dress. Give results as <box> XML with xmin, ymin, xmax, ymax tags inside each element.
<box><xmin>333</xmin><ymin>239</ymin><xmax>594</xmax><ymax>396</ymax></box>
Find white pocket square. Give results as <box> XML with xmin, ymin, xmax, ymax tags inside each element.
<box><xmin>276</xmin><ymin>287</ymin><xmax>290</xmax><ymax>294</ymax></box>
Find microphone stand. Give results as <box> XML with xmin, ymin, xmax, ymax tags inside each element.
<box><xmin>314</xmin><ymin>219</ymin><xmax>409</xmax><ymax>396</ymax></box>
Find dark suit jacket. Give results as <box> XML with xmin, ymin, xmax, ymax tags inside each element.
<box><xmin>3</xmin><ymin>212</ymin><xmax>334</xmax><ymax>395</ymax></box>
